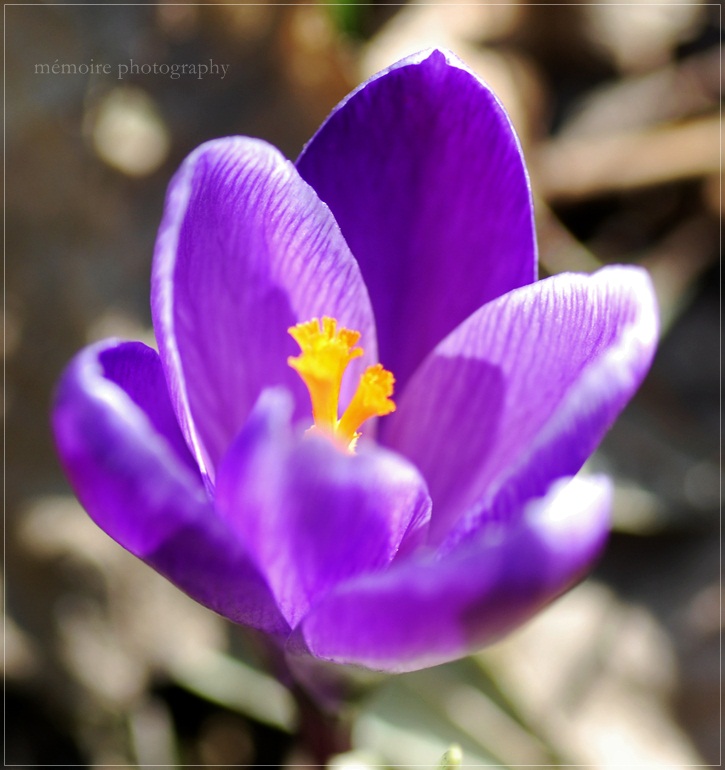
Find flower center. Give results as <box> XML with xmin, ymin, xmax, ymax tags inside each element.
<box><xmin>287</xmin><ymin>316</ymin><xmax>396</xmax><ymax>451</ymax></box>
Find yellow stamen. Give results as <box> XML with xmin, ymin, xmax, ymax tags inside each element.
<box><xmin>337</xmin><ymin>364</ymin><xmax>396</xmax><ymax>445</ymax></box>
<box><xmin>287</xmin><ymin>317</ymin><xmax>396</xmax><ymax>451</ymax></box>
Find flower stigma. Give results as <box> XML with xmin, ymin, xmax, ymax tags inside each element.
<box><xmin>288</xmin><ymin>317</ymin><xmax>396</xmax><ymax>451</ymax></box>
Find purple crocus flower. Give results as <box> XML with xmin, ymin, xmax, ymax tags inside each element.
<box><xmin>52</xmin><ymin>49</ymin><xmax>658</xmax><ymax>673</ymax></box>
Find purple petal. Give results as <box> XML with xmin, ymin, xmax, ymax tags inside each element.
<box><xmin>152</xmin><ymin>137</ymin><xmax>376</xmax><ymax>482</ymax></box>
<box><xmin>384</xmin><ymin>266</ymin><xmax>658</xmax><ymax>545</ymax></box>
<box><xmin>297</xmin><ymin>48</ymin><xmax>536</xmax><ymax>390</ymax></box>
<box><xmin>97</xmin><ymin>341</ymin><xmax>201</xmax><ymax>478</ymax></box>
<box><xmin>215</xmin><ymin>389</ymin><xmax>432</xmax><ymax>629</ymax></box>
<box><xmin>52</xmin><ymin>341</ymin><xmax>288</xmax><ymax>635</ymax></box>
<box><xmin>291</xmin><ymin>474</ymin><xmax>611</xmax><ymax>672</ymax></box>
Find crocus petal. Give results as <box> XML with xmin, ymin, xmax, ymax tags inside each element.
<box><xmin>152</xmin><ymin>137</ymin><xmax>376</xmax><ymax>481</ymax></box>
<box><xmin>96</xmin><ymin>341</ymin><xmax>201</xmax><ymax>478</ymax></box>
<box><xmin>296</xmin><ymin>48</ymin><xmax>536</xmax><ymax>389</ymax></box>
<box><xmin>384</xmin><ymin>265</ymin><xmax>658</xmax><ymax>545</ymax></box>
<box><xmin>215</xmin><ymin>389</ymin><xmax>432</xmax><ymax>629</ymax></box>
<box><xmin>52</xmin><ymin>341</ymin><xmax>288</xmax><ymax>635</ymax></box>
<box><xmin>292</xmin><ymin>475</ymin><xmax>611</xmax><ymax>672</ymax></box>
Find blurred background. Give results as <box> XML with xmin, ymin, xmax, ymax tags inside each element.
<box><xmin>5</xmin><ymin>1</ymin><xmax>721</xmax><ymax>767</ymax></box>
